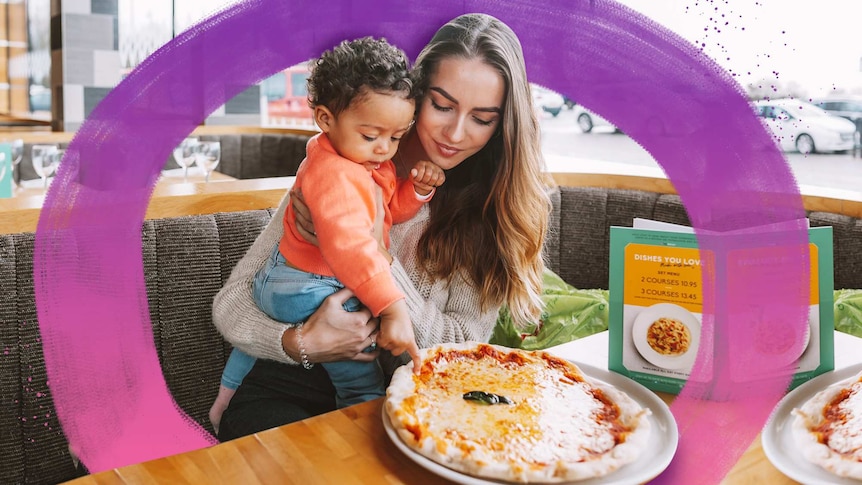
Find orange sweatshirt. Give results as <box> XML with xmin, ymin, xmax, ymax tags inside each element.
<box><xmin>279</xmin><ymin>133</ymin><xmax>427</xmax><ymax>316</ymax></box>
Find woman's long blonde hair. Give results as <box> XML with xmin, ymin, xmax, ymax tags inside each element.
<box><xmin>413</xmin><ymin>13</ymin><xmax>551</xmax><ymax>329</ymax></box>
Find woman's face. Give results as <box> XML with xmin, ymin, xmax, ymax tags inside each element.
<box><xmin>413</xmin><ymin>57</ymin><xmax>505</xmax><ymax>170</ymax></box>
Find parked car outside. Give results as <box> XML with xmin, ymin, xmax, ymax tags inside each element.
<box><xmin>531</xmin><ymin>85</ymin><xmax>565</xmax><ymax>117</ymax></box>
<box><xmin>753</xmin><ymin>98</ymin><xmax>856</xmax><ymax>154</ymax></box>
<box><xmin>573</xmin><ymin>104</ymin><xmax>618</xmax><ymax>133</ymax></box>
<box><xmin>812</xmin><ymin>96</ymin><xmax>862</xmax><ymax>124</ymax></box>
<box><xmin>812</xmin><ymin>97</ymin><xmax>862</xmax><ymax>138</ymax></box>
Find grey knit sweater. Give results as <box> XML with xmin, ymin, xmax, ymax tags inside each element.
<box><xmin>211</xmin><ymin>193</ymin><xmax>499</xmax><ymax>366</ymax></box>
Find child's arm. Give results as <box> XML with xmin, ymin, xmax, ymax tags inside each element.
<box><xmin>376</xmin><ymin>299</ymin><xmax>422</xmax><ymax>373</ymax></box>
<box><xmin>389</xmin><ymin>160</ymin><xmax>445</xmax><ymax>224</ymax></box>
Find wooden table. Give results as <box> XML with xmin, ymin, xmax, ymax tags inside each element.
<box><xmin>63</xmin><ymin>399</ymin><xmax>787</xmax><ymax>485</ymax></box>
<box><xmin>0</xmin><ymin>175</ymin><xmax>295</xmax><ymax>235</ymax></box>
<box><xmin>68</xmin><ymin>399</ymin><xmax>452</xmax><ymax>485</ymax></box>
<box><xmin>12</xmin><ymin>166</ymin><xmax>236</xmax><ymax>193</ymax></box>
<box><xmin>64</xmin><ymin>331</ymin><xmax>862</xmax><ymax>485</ymax></box>
<box><xmin>58</xmin><ymin>393</ymin><xmax>782</xmax><ymax>485</ymax></box>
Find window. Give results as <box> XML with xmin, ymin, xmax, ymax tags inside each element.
<box><xmin>261</xmin><ymin>72</ymin><xmax>287</xmax><ymax>102</ymax></box>
<box><xmin>25</xmin><ymin>0</ymin><xmax>50</xmax><ymax>114</ymax></box>
<box><xmin>290</xmin><ymin>72</ymin><xmax>308</xmax><ymax>97</ymax></box>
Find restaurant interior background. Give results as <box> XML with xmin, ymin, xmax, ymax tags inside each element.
<box><xmin>3</xmin><ymin>0</ymin><xmax>859</xmax><ymax>131</ymax></box>
<box><xmin>2</xmin><ymin>0</ymin><xmax>860</xmax><ymax>192</ymax></box>
<box><xmin>0</xmin><ymin>0</ymin><xmax>312</xmax><ymax>132</ymax></box>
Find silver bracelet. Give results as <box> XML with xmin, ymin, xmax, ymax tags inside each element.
<box><xmin>294</xmin><ymin>322</ymin><xmax>314</xmax><ymax>370</ymax></box>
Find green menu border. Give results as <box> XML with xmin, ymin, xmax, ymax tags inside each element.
<box><xmin>608</xmin><ymin>225</ymin><xmax>834</xmax><ymax>395</ymax></box>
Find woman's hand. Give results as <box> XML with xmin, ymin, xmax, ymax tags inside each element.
<box><xmin>281</xmin><ymin>288</ymin><xmax>379</xmax><ymax>363</ymax></box>
<box><xmin>290</xmin><ymin>188</ymin><xmax>319</xmax><ymax>247</ymax></box>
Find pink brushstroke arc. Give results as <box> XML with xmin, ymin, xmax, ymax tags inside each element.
<box><xmin>34</xmin><ymin>0</ymin><xmax>808</xmax><ymax>481</ymax></box>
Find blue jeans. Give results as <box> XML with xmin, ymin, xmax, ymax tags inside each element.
<box><xmin>221</xmin><ymin>246</ymin><xmax>384</xmax><ymax>408</ymax></box>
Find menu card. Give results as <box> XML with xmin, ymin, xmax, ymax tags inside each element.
<box><xmin>608</xmin><ymin>218</ymin><xmax>834</xmax><ymax>394</ymax></box>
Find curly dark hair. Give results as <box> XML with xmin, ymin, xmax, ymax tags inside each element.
<box><xmin>307</xmin><ymin>37</ymin><xmax>415</xmax><ymax>116</ymax></box>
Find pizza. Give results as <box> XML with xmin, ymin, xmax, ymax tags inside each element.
<box><xmin>792</xmin><ymin>370</ymin><xmax>862</xmax><ymax>479</ymax></box>
<box><xmin>384</xmin><ymin>342</ymin><xmax>652</xmax><ymax>483</ymax></box>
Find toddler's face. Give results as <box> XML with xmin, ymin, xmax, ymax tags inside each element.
<box><xmin>323</xmin><ymin>90</ymin><xmax>415</xmax><ymax>168</ymax></box>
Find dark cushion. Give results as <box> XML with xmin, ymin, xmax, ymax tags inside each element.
<box><xmin>809</xmin><ymin>211</ymin><xmax>862</xmax><ymax>290</ymax></box>
<box><xmin>0</xmin><ymin>210</ymin><xmax>274</xmax><ymax>484</ymax></box>
<box><xmin>556</xmin><ymin>187</ymin><xmax>689</xmax><ymax>290</ymax></box>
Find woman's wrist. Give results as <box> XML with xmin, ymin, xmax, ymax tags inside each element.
<box><xmin>294</xmin><ymin>323</ymin><xmax>314</xmax><ymax>369</ymax></box>
<box><xmin>281</xmin><ymin>325</ymin><xmax>313</xmax><ymax>368</ymax></box>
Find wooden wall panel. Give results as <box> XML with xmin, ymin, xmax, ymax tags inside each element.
<box><xmin>2</xmin><ymin>2</ymin><xmax>29</xmax><ymax>116</ymax></box>
<box><xmin>0</xmin><ymin>5</ymin><xmax>7</xmax><ymax>40</ymax></box>
<box><xmin>6</xmin><ymin>3</ymin><xmax>26</xmax><ymax>43</ymax></box>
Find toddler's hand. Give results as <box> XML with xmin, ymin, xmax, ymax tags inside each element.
<box><xmin>410</xmin><ymin>161</ymin><xmax>445</xmax><ymax>196</ymax></box>
<box><xmin>377</xmin><ymin>300</ymin><xmax>422</xmax><ymax>373</ymax></box>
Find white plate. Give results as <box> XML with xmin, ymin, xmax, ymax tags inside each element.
<box><xmin>632</xmin><ymin>303</ymin><xmax>701</xmax><ymax>370</ymax></box>
<box><xmin>382</xmin><ymin>362</ymin><xmax>678</xmax><ymax>485</ymax></box>
<box><xmin>762</xmin><ymin>363</ymin><xmax>862</xmax><ymax>485</ymax></box>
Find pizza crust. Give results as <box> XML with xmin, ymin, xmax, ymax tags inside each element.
<box><xmin>792</xmin><ymin>371</ymin><xmax>862</xmax><ymax>480</ymax></box>
<box><xmin>385</xmin><ymin>342</ymin><xmax>652</xmax><ymax>483</ymax></box>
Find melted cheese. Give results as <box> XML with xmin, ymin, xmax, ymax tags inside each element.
<box><xmin>826</xmin><ymin>380</ymin><xmax>862</xmax><ymax>459</ymax></box>
<box><xmin>403</xmin><ymin>349</ymin><xmax>624</xmax><ymax>468</ymax></box>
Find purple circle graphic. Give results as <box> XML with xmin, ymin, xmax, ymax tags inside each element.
<box><xmin>35</xmin><ymin>0</ymin><xmax>809</xmax><ymax>482</ymax></box>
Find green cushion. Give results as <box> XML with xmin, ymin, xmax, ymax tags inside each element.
<box><xmin>490</xmin><ymin>268</ymin><xmax>609</xmax><ymax>350</ymax></box>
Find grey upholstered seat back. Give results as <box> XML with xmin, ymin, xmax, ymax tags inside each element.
<box><xmin>0</xmin><ymin>209</ymin><xmax>272</xmax><ymax>484</ymax></box>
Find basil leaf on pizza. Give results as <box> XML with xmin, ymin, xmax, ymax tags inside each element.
<box><xmin>384</xmin><ymin>342</ymin><xmax>652</xmax><ymax>483</ymax></box>
<box><xmin>463</xmin><ymin>390</ymin><xmax>513</xmax><ymax>405</ymax></box>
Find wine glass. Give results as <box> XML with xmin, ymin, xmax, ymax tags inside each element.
<box><xmin>10</xmin><ymin>139</ymin><xmax>23</xmax><ymax>189</ymax></box>
<box><xmin>48</xmin><ymin>149</ymin><xmax>66</xmax><ymax>184</ymax></box>
<box><xmin>172</xmin><ymin>137</ymin><xmax>199</xmax><ymax>182</ymax></box>
<box><xmin>0</xmin><ymin>152</ymin><xmax>7</xmax><ymax>189</ymax></box>
<box><xmin>195</xmin><ymin>141</ymin><xmax>221</xmax><ymax>182</ymax></box>
<box><xmin>1</xmin><ymin>139</ymin><xmax>24</xmax><ymax>189</ymax></box>
<box><xmin>32</xmin><ymin>144</ymin><xmax>59</xmax><ymax>189</ymax></box>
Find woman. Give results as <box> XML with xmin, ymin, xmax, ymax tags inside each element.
<box><xmin>213</xmin><ymin>13</ymin><xmax>551</xmax><ymax>440</ymax></box>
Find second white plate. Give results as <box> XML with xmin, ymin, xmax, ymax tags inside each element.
<box><xmin>762</xmin><ymin>363</ymin><xmax>862</xmax><ymax>485</ymax></box>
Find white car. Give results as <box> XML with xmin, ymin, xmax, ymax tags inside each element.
<box><xmin>531</xmin><ymin>85</ymin><xmax>565</xmax><ymax>117</ymax></box>
<box><xmin>753</xmin><ymin>98</ymin><xmax>856</xmax><ymax>154</ymax></box>
<box><xmin>573</xmin><ymin>104</ymin><xmax>618</xmax><ymax>133</ymax></box>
